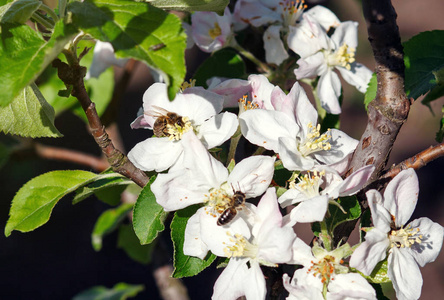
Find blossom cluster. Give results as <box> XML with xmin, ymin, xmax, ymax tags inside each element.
<box><xmin>120</xmin><ymin>1</ymin><xmax>444</xmax><ymax>299</ymax></box>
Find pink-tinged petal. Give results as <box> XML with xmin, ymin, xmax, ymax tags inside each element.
<box><xmin>263</xmin><ymin>25</ymin><xmax>289</xmax><ymax>65</ymax></box>
<box><xmin>313</xmin><ymin>128</ymin><xmax>359</xmax><ymax>165</ymax></box>
<box><xmin>294</xmin><ymin>53</ymin><xmax>326</xmax><ymax>79</ymax></box>
<box><xmin>183</xmin><ymin>209</ymin><xmax>209</xmax><ymax>259</ymax></box>
<box><xmin>288</xmin><ymin>195</ymin><xmax>329</xmax><ymax>223</ymax></box>
<box><xmin>327</xmin><ymin>152</ymin><xmax>353</xmax><ymax>175</ymax></box>
<box><xmin>151</xmin><ymin>169</ymin><xmax>208</xmax><ymax>211</ymax></box>
<box><xmin>240</xmin><ymin>110</ymin><xmax>298</xmax><ymax>152</ymax></box>
<box><xmin>283</xmin><ymin>273</ymin><xmax>324</xmax><ymax>300</ymax></box>
<box><xmin>331</xmin><ymin>21</ymin><xmax>358</xmax><ymax>49</ymax></box>
<box><xmin>367</xmin><ymin>190</ymin><xmax>392</xmax><ymax>233</ymax></box>
<box><xmin>142</xmin><ymin>83</ymin><xmax>170</xmax><ymax>127</ymax></box>
<box><xmin>290</xmin><ymin>238</ymin><xmax>314</xmax><ymax>265</ymax></box>
<box><xmin>407</xmin><ymin>217</ymin><xmax>444</xmax><ymax>267</ymax></box>
<box><xmin>337</xmin><ymin>63</ymin><xmax>373</xmax><ymax>93</ymax></box>
<box><xmin>128</xmin><ymin>137</ymin><xmax>182</xmax><ymax>172</ymax></box>
<box><xmin>233</xmin><ymin>0</ymin><xmax>280</xmax><ymax>28</ymax></box>
<box><xmin>208</xmin><ymin>78</ymin><xmax>252</xmax><ymax>108</ymax></box>
<box><xmin>248</xmin><ymin>74</ymin><xmax>275</xmax><ymax>110</ymax></box>
<box><xmin>86</xmin><ymin>41</ymin><xmax>128</xmax><ymax>79</ymax></box>
<box><xmin>212</xmin><ymin>258</ymin><xmax>250</xmax><ymax>300</ymax></box>
<box><xmin>383</xmin><ymin>168</ymin><xmax>419</xmax><ymax>227</ymax></box>
<box><xmin>328</xmin><ymin>273</ymin><xmax>376</xmax><ymax>300</ymax></box>
<box><xmin>349</xmin><ymin>229</ymin><xmax>390</xmax><ymax>276</ymax></box>
<box><xmin>228</xmin><ymin>156</ymin><xmax>275</xmax><ymax>198</ymax></box>
<box><xmin>130</xmin><ymin>114</ymin><xmax>150</xmax><ymax>129</ymax></box>
<box><xmin>305</xmin><ymin>6</ymin><xmax>340</xmax><ymax>31</ymax></box>
<box><xmin>197</xmin><ymin>112</ymin><xmax>239</xmax><ymax>149</ymax></box>
<box><xmin>182</xmin><ymin>22</ymin><xmax>195</xmax><ymax>49</ymax></box>
<box><xmin>388</xmin><ymin>248</ymin><xmax>423</xmax><ymax>300</ymax></box>
<box><xmin>278</xmin><ymin>136</ymin><xmax>315</xmax><ymax>171</ymax></box>
<box><xmin>317</xmin><ymin>70</ymin><xmax>342</xmax><ymax>114</ymax></box>
<box><xmin>200</xmin><ymin>211</ymin><xmax>251</xmax><ymax>257</ymax></box>
<box><xmin>337</xmin><ymin>165</ymin><xmax>375</xmax><ymax>197</ymax></box>
<box><xmin>181</xmin><ymin>132</ymin><xmax>228</xmax><ymax>187</ymax></box>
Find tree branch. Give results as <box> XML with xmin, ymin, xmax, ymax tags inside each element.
<box><xmin>52</xmin><ymin>55</ymin><xmax>149</xmax><ymax>188</ymax></box>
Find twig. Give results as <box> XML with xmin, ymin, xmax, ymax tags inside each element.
<box><xmin>52</xmin><ymin>54</ymin><xmax>149</xmax><ymax>188</ymax></box>
<box><xmin>335</xmin><ymin>0</ymin><xmax>411</xmax><ymax>246</ymax></box>
<box><xmin>35</xmin><ymin>143</ymin><xmax>109</xmax><ymax>172</ymax></box>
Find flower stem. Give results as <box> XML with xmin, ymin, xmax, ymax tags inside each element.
<box><xmin>39</xmin><ymin>3</ymin><xmax>59</xmax><ymax>23</ymax></box>
<box><xmin>231</xmin><ymin>40</ymin><xmax>271</xmax><ymax>74</ymax></box>
<box><xmin>226</xmin><ymin>126</ymin><xmax>242</xmax><ymax>166</ymax></box>
<box><xmin>31</xmin><ymin>12</ymin><xmax>54</xmax><ymax>30</ymax></box>
<box><xmin>320</xmin><ymin>221</ymin><xmax>332</xmax><ymax>252</ymax></box>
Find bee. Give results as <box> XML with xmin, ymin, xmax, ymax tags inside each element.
<box><xmin>217</xmin><ymin>190</ymin><xmax>246</xmax><ymax>226</ymax></box>
<box><xmin>147</xmin><ymin>106</ymin><xmax>186</xmax><ymax>137</ymax></box>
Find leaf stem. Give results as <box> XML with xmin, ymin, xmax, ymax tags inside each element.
<box><xmin>39</xmin><ymin>3</ymin><xmax>59</xmax><ymax>23</ymax></box>
<box><xmin>31</xmin><ymin>12</ymin><xmax>54</xmax><ymax>30</ymax></box>
<box><xmin>58</xmin><ymin>0</ymin><xmax>67</xmax><ymax>18</ymax></box>
<box><xmin>226</xmin><ymin>126</ymin><xmax>242</xmax><ymax>166</ymax></box>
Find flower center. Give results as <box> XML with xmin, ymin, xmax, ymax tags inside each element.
<box><xmin>180</xmin><ymin>79</ymin><xmax>196</xmax><ymax>92</ymax></box>
<box><xmin>389</xmin><ymin>225</ymin><xmax>423</xmax><ymax>249</ymax></box>
<box><xmin>326</xmin><ymin>43</ymin><xmax>356</xmax><ymax>70</ymax></box>
<box><xmin>203</xmin><ymin>185</ymin><xmax>232</xmax><ymax>217</ymax></box>
<box><xmin>165</xmin><ymin>116</ymin><xmax>193</xmax><ymax>141</ymax></box>
<box><xmin>209</xmin><ymin>22</ymin><xmax>222</xmax><ymax>39</ymax></box>
<box><xmin>307</xmin><ymin>255</ymin><xmax>337</xmax><ymax>284</ymax></box>
<box><xmin>223</xmin><ymin>232</ymin><xmax>258</xmax><ymax>259</ymax></box>
<box><xmin>298</xmin><ymin>122</ymin><xmax>332</xmax><ymax>156</ymax></box>
<box><xmin>280</xmin><ymin>0</ymin><xmax>307</xmax><ymax>27</ymax></box>
<box><xmin>289</xmin><ymin>170</ymin><xmax>325</xmax><ymax>198</ymax></box>
<box><xmin>238</xmin><ymin>95</ymin><xmax>260</xmax><ymax>113</ymax></box>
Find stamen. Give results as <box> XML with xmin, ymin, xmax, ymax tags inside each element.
<box><xmin>289</xmin><ymin>170</ymin><xmax>325</xmax><ymax>198</ymax></box>
<box><xmin>203</xmin><ymin>185</ymin><xmax>232</xmax><ymax>217</ymax></box>
<box><xmin>389</xmin><ymin>225</ymin><xmax>423</xmax><ymax>249</ymax></box>
<box><xmin>180</xmin><ymin>79</ymin><xmax>196</xmax><ymax>92</ymax></box>
<box><xmin>280</xmin><ymin>0</ymin><xmax>307</xmax><ymax>27</ymax></box>
<box><xmin>223</xmin><ymin>232</ymin><xmax>258</xmax><ymax>258</ymax></box>
<box><xmin>307</xmin><ymin>255</ymin><xmax>336</xmax><ymax>285</ymax></box>
<box><xmin>238</xmin><ymin>95</ymin><xmax>259</xmax><ymax>113</ymax></box>
<box><xmin>299</xmin><ymin>122</ymin><xmax>332</xmax><ymax>156</ymax></box>
<box><xmin>209</xmin><ymin>22</ymin><xmax>222</xmax><ymax>39</ymax></box>
<box><xmin>327</xmin><ymin>43</ymin><xmax>356</xmax><ymax>70</ymax></box>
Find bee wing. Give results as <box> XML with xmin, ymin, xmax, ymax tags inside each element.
<box><xmin>145</xmin><ymin>105</ymin><xmax>170</xmax><ymax>118</ymax></box>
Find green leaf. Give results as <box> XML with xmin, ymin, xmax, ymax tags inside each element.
<box><xmin>404</xmin><ymin>30</ymin><xmax>444</xmax><ymax>100</ymax></box>
<box><xmin>91</xmin><ymin>203</ymin><xmax>133</xmax><ymax>251</ymax></box>
<box><xmin>72</xmin><ymin>282</ymin><xmax>144</xmax><ymax>300</ymax></box>
<box><xmin>0</xmin><ymin>21</ymin><xmax>78</xmax><ymax>107</ymax></box>
<box><xmin>327</xmin><ymin>196</ymin><xmax>361</xmax><ymax>236</ymax></box>
<box><xmin>436</xmin><ymin>106</ymin><xmax>444</xmax><ymax>143</ymax></box>
<box><xmin>171</xmin><ymin>204</ymin><xmax>216</xmax><ymax>278</ymax></box>
<box><xmin>0</xmin><ymin>83</ymin><xmax>62</xmax><ymax>137</ymax></box>
<box><xmin>364</xmin><ymin>73</ymin><xmax>377</xmax><ymax>110</ymax></box>
<box><xmin>68</xmin><ymin>0</ymin><xmax>186</xmax><ymax>100</ymax></box>
<box><xmin>364</xmin><ymin>260</ymin><xmax>391</xmax><ymax>284</ymax></box>
<box><xmin>73</xmin><ymin>173</ymin><xmax>133</xmax><ymax>205</ymax></box>
<box><xmin>193</xmin><ymin>48</ymin><xmax>246</xmax><ymax>88</ymax></box>
<box><xmin>370</xmin><ymin>283</ymin><xmax>390</xmax><ymax>300</ymax></box>
<box><xmin>359</xmin><ymin>208</ymin><xmax>372</xmax><ymax>243</ymax></box>
<box><xmin>117</xmin><ymin>224</ymin><xmax>155</xmax><ymax>264</ymax></box>
<box><xmin>147</xmin><ymin>0</ymin><xmax>229</xmax><ymax>15</ymax></box>
<box><xmin>132</xmin><ymin>176</ymin><xmax>168</xmax><ymax>245</ymax></box>
<box><xmin>5</xmin><ymin>170</ymin><xmax>97</xmax><ymax>236</ymax></box>
<box><xmin>0</xmin><ymin>0</ymin><xmax>42</xmax><ymax>24</ymax></box>
<box><xmin>39</xmin><ymin>40</ymin><xmax>115</xmax><ymax>121</ymax></box>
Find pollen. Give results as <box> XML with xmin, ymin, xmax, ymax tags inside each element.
<box><xmin>209</xmin><ymin>22</ymin><xmax>222</xmax><ymax>39</ymax></box>
<box><xmin>298</xmin><ymin>122</ymin><xmax>332</xmax><ymax>156</ymax></box>
<box><xmin>307</xmin><ymin>255</ymin><xmax>336</xmax><ymax>285</ymax></box>
<box><xmin>238</xmin><ymin>94</ymin><xmax>259</xmax><ymax>113</ymax></box>
<box><xmin>203</xmin><ymin>186</ymin><xmax>232</xmax><ymax>216</ymax></box>
<box><xmin>180</xmin><ymin>79</ymin><xmax>196</xmax><ymax>92</ymax></box>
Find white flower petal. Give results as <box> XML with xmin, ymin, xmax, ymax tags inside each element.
<box><xmin>287</xmin><ymin>16</ymin><xmax>326</xmax><ymax>58</ymax></box>
<box><xmin>197</xmin><ymin>112</ymin><xmax>239</xmax><ymax>149</ymax></box>
<box><xmin>290</xmin><ymin>238</ymin><xmax>314</xmax><ymax>265</ymax></box>
<box><xmin>263</xmin><ymin>25</ymin><xmax>289</xmax><ymax>65</ymax></box>
<box><xmin>407</xmin><ymin>217</ymin><xmax>444</xmax><ymax>267</ymax></box>
<box><xmin>367</xmin><ymin>190</ymin><xmax>392</xmax><ymax>233</ymax></box>
<box><xmin>313</xmin><ymin>128</ymin><xmax>358</xmax><ymax>165</ymax></box>
<box><xmin>349</xmin><ymin>229</ymin><xmax>390</xmax><ymax>276</ymax></box>
<box><xmin>248</xmin><ymin>74</ymin><xmax>275</xmax><ymax>110</ymax></box>
<box><xmin>209</xmin><ymin>78</ymin><xmax>252</xmax><ymax>108</ymax></box>
<box><xmin>240</xmin><ymin>110</ymin><xmax>298</xmax><ymax>152</ymax></box>
<box><xmin>317</xmin><ymin>70</ymin><xmax>342</xmax><ymax>114</ymax></box>
<box><xmin>228</xmin><ymin>156</ymin><xmax>275</xmax><ymax>198</ymax></box>
<box><xmin>383</xmin><ymin>168</ymin><xmax>419</xmax><ymax>227</ymax></box>
<box><xmin>331</xmin><ymin>21</ymin><xmax>358</xmax><ymax>49</ymax></box>
<box><xmin>212</xmin><ymin>258</ymin><xmax>251</xmax><ymax>300</ymax></box>
<box><xmin>278</xmin><ymin>136</ymin><xmax>315</xmax><ymax>171</ymax></box>
<box><xmin>337</xmin><ymin>63</ymin><xmax>373</xmax><ymax>93</ymax></box>
<box><xmin>388</xmin><ymin>247</ymin><xmax>423</xmax><ymax>300</ymax></box>
<box><xmin>337</xmin><ymin>165</ymin><xmax>374</xmax><ymax>197</ymax></box>
<box><xmin>305</xmin><ymin>6</ymin><xmax>340</xmax><ymax>31</ymax></box>
<box><xmin>278</xmin><ymin>189</ymin><xmax>307</xmax><ymax>208</ymax></box>
<box><xmin>283</xmin><ymin>273</ymin><xmax>324</xmax><ymax>300</ymax></box>
<box><xmin>289</xmin><ymin>195</ymin><xmax>329</xmax><ymax>223</ymax></box>
<box><xmin>183</xmin><ymin>208</ymin><xmax>209</xmax><ymax>259</ymax></box>
<box><xmin>128</xmin><ymin>137</ymin><xmax>182</xmax><ymax>172</ymax></box>
<box><xmin>294</xmin><ymin>53</ymin><xmax>326</xmax><ymax>79</ymax></box>
<box><xmin>328</xmin><ymin>273</ymin><xmax>376</xmax><ymax>300</ymax></box>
